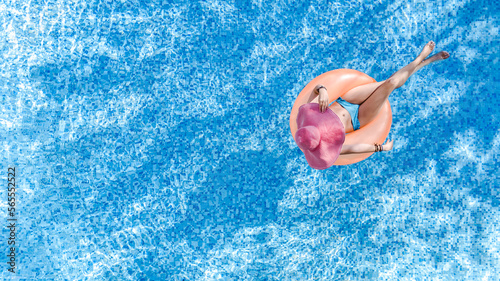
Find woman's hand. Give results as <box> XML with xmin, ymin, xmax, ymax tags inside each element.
<box><xmin>318</xmin><ymin>91</ymin><xmax>329</xmax><ymax>112</ymax></box>
<box><xmin>383</xmin><ymin>140</ymin><xmax>394</xmax><ymax>151</ymax></box>
<box><xmin>314</xmin><ymin>84</ymin><xmax>329</xmax><ymax>112</ymax></box>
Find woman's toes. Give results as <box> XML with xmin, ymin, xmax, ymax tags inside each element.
<box><xmin>428</xmin><ymin>41</ymin><xmax>435</xmax><ymax>50</ymax></box>
<box><xmin>441</xmin><ymin>51</ymin><xmax>450</xmax><ymax>59</ymax></box>
<box><xmin>420</xmin><ymin>41</ymin><xmax>435</xmax><ymax>59</ymax></box>
<box><xmin>424</xmin><ymin>41</ymin><xmax>435</xmax><ymax>54</ymax></box>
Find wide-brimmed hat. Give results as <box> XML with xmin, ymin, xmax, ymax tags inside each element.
<box><xmin>295</xmin><ymin>103</ymin><xmax>345</xmax><ymax>169</ymax></box>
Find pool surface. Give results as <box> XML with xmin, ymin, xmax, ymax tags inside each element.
<box><xmin>1</xmin><ymin>0</ymin><xmax>499</xmax><ymax>280</ymax></box>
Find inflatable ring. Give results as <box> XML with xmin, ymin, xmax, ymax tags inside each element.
<box><xmin>290</xmin><ymin>69</ymin><xmax>392</xmax><ymax>166</ymax></box>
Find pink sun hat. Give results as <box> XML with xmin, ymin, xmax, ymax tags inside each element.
<box><xmin>295</xmin><ymin>103</ymin><xmax>346</xmax><ymax>170</ymax></box>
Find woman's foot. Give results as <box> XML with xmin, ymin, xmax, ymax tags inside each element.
<box><xmin>411</xmin><ymin>51</ymin><xmax>450</xmax><ymax>74</ymax></box>
<box><xmin>385</xmin><ymin>41</ymin><xmax>437</xmax><ymax>88</ymax></box>
<box><xmin>426</xmin><ymin>51</ymin><xmax>450</xmax><ymax>63</ymax></box>
<box><xmin>416</xmin><ymin>41</ymin><xmax>435</xmax><ymax>63</ymax></box>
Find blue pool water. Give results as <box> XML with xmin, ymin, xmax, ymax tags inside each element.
<box><xmin>1</xmin><ymin>0</ymin><xmax>499</xmax><ymax>280</ymax></box>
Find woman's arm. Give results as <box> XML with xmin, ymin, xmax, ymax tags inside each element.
<box><xmin>312</xmin><ymin>84</ymin><xmax>329</xmax><ymax>112</ymax></box>
<box><xmin>340</xmin><ymin>140</ymin><xmax>394</xmax><ymax>155</ymax></box>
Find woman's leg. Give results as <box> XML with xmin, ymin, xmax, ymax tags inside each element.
<box><xmin>340</xmin><ymin>81</ymin><xmax>387</xmax><ymax>105</ymax></box>
<box><xmin>341</xmin><ymin>43</ymin><xmax>449</xmax><ymax>106</ymax></box>
<box><xmin>356</xmin><ymin>42</ymin><xmax>450</xmax><ymax>127</ymax></box>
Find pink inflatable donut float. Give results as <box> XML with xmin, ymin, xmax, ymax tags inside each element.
<box><xmin>290</xmin><ymin>69</ymin><xmax>392</xmax><ymax>166</ymax></box>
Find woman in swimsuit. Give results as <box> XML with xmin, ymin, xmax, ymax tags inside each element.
<box><xmin>311</xmin><ymin>41</ymin><xmax>449</xmax><ymax>155</ymax></box>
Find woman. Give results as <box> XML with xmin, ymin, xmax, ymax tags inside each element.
<box><xmin>311</xmin><ymin>41</ymin><xmax>449</xmax><ymax>155</ymax></box>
